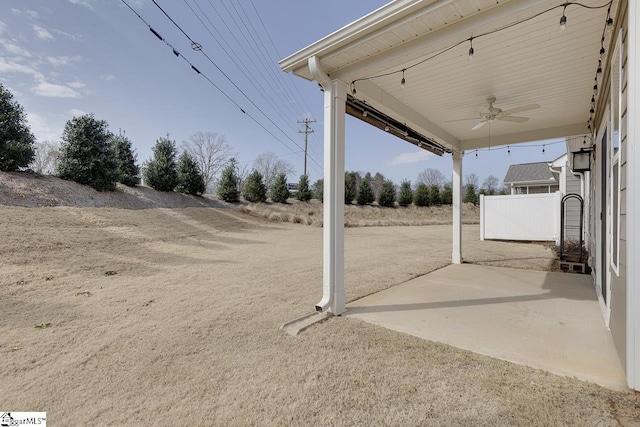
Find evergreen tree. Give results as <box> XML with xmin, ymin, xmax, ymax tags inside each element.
<box><xmin>344</xmin><ymin>172</ymin><xmax>356</xmax><ymax>204</ymax></box>
<box><xmin>464</xmin><ymin>183</ymin><xmax>479</xmax><ymax>205</ymax></box>
<box><xmin>270</xmin><ymin>173</ymin><xmax>290</xmax><ymax>203</ymax></box>
<box><xmin>312</xmin><ymin>179</ymin><xmax>324</xmax><ymax>202</ymax></box>
<box><xmin>0</xmin><ymin>84</ymin><xmax>35</xmax><ymax>171</ymax></box>
<box><xmin>111</xmin><ymin>132</ymin><xmax>139</xmax><ymax>187</ymax></box>
<box><xmin>218</xmin><ymin>158</ymin><xmax>240</xmax><ymax>202</ymax></box>
<box><xmin>398</xmin><ymin>180</ymin><xmax>413</xmax><ymax>207</ymax></box>
<box><xmin>57</xmin><ymin>114</ymin><xmax>118</xmax><ymax>191</ymax></box>
<box><xmin>356</xmin><ymin>176</ymin><xmax>375</xmax><ymax>205</ymax></box>
<box><xmin>414</xmin><ymin>182</ymin><xmax>430</xmax><ymax>207</ymax></box>
<box><xmin>176</xmin><ymin>150</ymin><xmax>205</xmax><ymax>195</ymax></box>
<box><xmin>440</xmin><ymin>184</ymin><xmax>453</xmax><ymax>205</ymax></box>
<box><xmin>144</xmin><ymin>135</ymin><xmax>178</xmax><ymax>191</ymax></box>
<box><xmin>428</xmin><ymin>184</ymin><xmax>441</xmax><ymax>206</ymax></box>
<box><xmin>242</xmin><ymin>169</ymin><xmax>267</xmax><ymax>202</ymax></box>
<box><xmin>378</xmin><ymin>180</ymin><xmax>396</xmax><ymax>207</ymax></box>
<box><xmin>295</xmin><ymin>174</ymin><xmax>312</xmax><ymax>202</ymax></box>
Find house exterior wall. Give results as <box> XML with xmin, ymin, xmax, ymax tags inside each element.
<box><xmin>564</xmin><ymin>170</ymin><xmax>583</xmax><ymax>241</ymax></box>
<box><xmin>589</xmin><ymin>0</ymin><xmax>628</xmax><ymax>372</ymax></box>
<box><xmin>609</xmin><ymin>0</ymin><xmax>628</xmax><ymax>371</ymax></box>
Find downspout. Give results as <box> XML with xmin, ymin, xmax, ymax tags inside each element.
<box><xmin>309</xmin><ymin>56</ymin><xmax>333</xmax><ymax>312</ymax></box>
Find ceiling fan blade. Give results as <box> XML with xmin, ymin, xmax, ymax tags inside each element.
<box><xmin>445</xmin><ymin>117</ymin><xmax>480</xmax><ymax>122</ymax></box>
<box><xmin>500</xmin><ymin>116</ymin><xmax>529</xmax><ymax>123</ymax></box>
<box><xmin>471</xmin><ymin>120</ymin><xmax>488</xmax><ymax>130</ymax></box>
<box><xmin>502</xmin><ymin>103</ymin><xmax>540</xmax><ymax>115</ymax></box>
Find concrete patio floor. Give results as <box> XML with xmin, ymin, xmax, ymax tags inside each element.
<box><xmin>345</xmin><ymin>264</ymin><xmax>627</xmax><ymax>390</ymax></box>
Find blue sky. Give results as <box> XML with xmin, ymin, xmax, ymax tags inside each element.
<box><xmin>0</xmin><ymin>0</ymin><xmax>566</xmax><ymax>187</ymax></box>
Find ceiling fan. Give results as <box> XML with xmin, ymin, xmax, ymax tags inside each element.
<box><xmin>450</xmin><ymin>97</ymin><xmax>540</xmax><ymax>130</ymax></box>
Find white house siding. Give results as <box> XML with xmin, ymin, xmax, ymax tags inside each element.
<box><xmin>564</xmin><ymin>171</ymin><xmax>583</xmax><ymax>241</ymax></box>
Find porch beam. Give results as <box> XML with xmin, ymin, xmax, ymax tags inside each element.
<box><xmin>354</xmin><ymin>79</ymin><xmax>460</xmax><ymax>150</ymax></box>
<box><xmin>459</xmin><ymin>123</ymin><xmax>587</xmax><ymax>151</ymax></box>
<box><xmin>452</xmin><ymin>151</ymin><xmax>463</xmax><ymax>264</ymax></box>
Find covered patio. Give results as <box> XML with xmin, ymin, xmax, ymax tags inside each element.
<box><xmin>346</xmin><ymin>263</ymin><xmax>627</xmax><ymax>390</ymax></box>
<box><xmin>280</xmin><ymin>0</ymin><xmax>640</xmax><ymax>390</ymax></box>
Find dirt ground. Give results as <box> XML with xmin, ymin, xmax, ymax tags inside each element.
<box><xmin>1</xmin><ymin>173</ymin><xmax>639</xmax><ymax>425</ymax></box>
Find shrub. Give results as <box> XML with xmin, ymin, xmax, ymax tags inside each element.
<box><xmin>378</xmin><ymin>180</ymin><xmax>396</xmax><ymax>207</ymax></box>
<box><xmin>270</xmin><ymin>173</ymin><xmax>290</xmax><ymax>203</ymax></box>
<box><xmin>176</xmin><ymin>151</ymin><xmax>205</xmax><ymax>195</ymax></box>
<box><xmin>0</xmin><ymin>84</ymin><xmax>35</xmax><ymax>171</ymax></box>
<box><xmin>144</xmin><ymin>136</ymin><xmax>178</xmax><ymax>191</ymax></box>
<box><xmin>243</xmin><ymin>170</ymin><xmax>267</xmax><ymax>202</ymax></box>
<box><xmin>57</xmin><ymin>114</ymin><xmax>118</xmax><ymax>191</ymax></box>
<box><xmin>414</xmin><ymin>182</ymin><xmax>430</xmax><ymax>207</ymax></box>
<box><xmin>344</xmin><ymin>172</ymin><xmax>356</xmax><ymax>204</ymax></box>
<box><xmin>464</xmin><ymin>184</ymin><xmax>479</xmax><ymax>205</ymax></box>
<box><xmin>111</xmin><ymin>132</ymin><xmax>139</xmax><ymax>187</ymax></box>
<box><xmin>429</xmin><ymin>184</ymin><xmax>441</xmax><ymax>206</ymax></box>
<box><xmin>356</xmin><ymin>176</ymin><xmax>375</xmax><ymax>205</ymax></box>
<box><xmin>441</xmin><ymin>184</ymin><xmax>453</xmax><ymax>205</ymax></box>
<box><xmin>398</xmin><ymin>180</ymin><xmax>413</xmax><ymax>207</ymax></box>
<box><xmin>296</xmin><ymin>174</ymin><xmax>312</xmax><ymax>202</ymax></box>
<box><xmin>218</xmin><ymin>158</ymin><xmax>240</xmax><ymax>202</ymax></box>
<box><xmin>312</xmin><ymin>179</ymin><xmax>324</xmax><ymax>202</ymax></box>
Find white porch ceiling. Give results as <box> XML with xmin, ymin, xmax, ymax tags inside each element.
<box><xmin>280</xmin><ymin>0</ymin><xmax>617</xmax><ymax>153</ymax></box>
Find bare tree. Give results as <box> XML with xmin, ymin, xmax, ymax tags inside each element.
<box><xmin>30</xmin><ymin>140</ymin><xmax>60</xmax><ymax>175</ymax></box>
<box><xmin>465</xmin><ymin>173</ymin><xmax>479</xmax><ymax>188</ymax></box>
<box><xmin>182</xmin><ymin>131</ymin><xmax>233</xmax><ymax>193</ymax></box>
<box><xmin>416</xmin><ymin>168</ymin><xmax>446</xmax><ymax>189</ymax></box>
<box><xmin>482</xmin><ymin>175</ymin><xmax>500</xmax><ymax>195</ymax></box>
<box><xmin>252</xmin><ymin>152</ymin><xmax>295</xmax><ymax>190</ymax></box>
<box><xmin>235</xmin><ymin>161</ymin><xmax>250</xmax><ymax>193</ymax></box>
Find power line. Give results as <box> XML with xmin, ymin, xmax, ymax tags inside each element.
<box><xmin>298</xmin><ymin>118</ymin><xmax>316</xmax><ymax>176</ymax></box>
<box><xmin>120</xmin><ymin>0</ymin><xmax>314</xmax><ymax>165</ymax></box>
<box><xmin>148</xmin><ymin>0</ymin><xmax>323</xmax><ymax>174</ymax></box>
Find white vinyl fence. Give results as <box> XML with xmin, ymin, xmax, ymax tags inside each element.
<box><xmin>480</xmin><ymin>193</ymin><xmax>562</xmax><ymax>242</ymax></box>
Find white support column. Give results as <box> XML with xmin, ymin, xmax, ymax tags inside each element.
<box><xmin>315</xmin><ymin>76</ymin><xmax>347</xmax><ymax>315</ymax></box>
<box><xmin>452</xmin><ymin>151</ymin><xmax>463</xmax><ymax>264</ymax></box>
<box><xmin>626</xmin><ymin>0</ymin><xmax>640</xmax><ymax>390</ymax></box>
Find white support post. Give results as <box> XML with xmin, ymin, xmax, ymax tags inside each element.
<box><xmin>312</xmin><ymin>69</ymin><xmax>346</xmax><ymax>315</ymax></box>
<box><xmin>627</xmin><ymin>0</ymin><xmax>640</xmax><ymax>391</ymax></box>
<box><xmin>452</xmin><ymin>151</ymin><xmax>463</xmax><ymax>264</ymax></box>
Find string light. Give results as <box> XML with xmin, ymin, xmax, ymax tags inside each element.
<box><xmin>559</xmin><ymin>3</ymin><xmax>568</xmax><ymax>31</ymax></box>
<box><xmin>347</xmin><ymin>0</ymin><xmax>613</xmax><ymax>136</ymax></box>
<box><xmin>507</xmin><ymin>146</ymin><xmax>511</xmax><ymax>155</ymax></box>
<box><xmin>351</xmin><ymin>82</ymin><xmax>357</xmax><ymax>96</ymax></box>
<box><xmin>475</xmin><ymin>150</ymin><xmax>478</xmax><ymax>159</ymax></box>
<box><xmin>384</xmin><ymin>125</ymin><xmax>390</xmax><ymax>132</ymax></box>
<box><xmin>542</xmin><ymin>145</ymin><xmax>546</xmax><ymax>154</ymax></box>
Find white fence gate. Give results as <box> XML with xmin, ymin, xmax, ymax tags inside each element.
<box><xmin>480</xmin><ymin>193</ymin><xmax>562</xmax><ymax>242</ymax></box>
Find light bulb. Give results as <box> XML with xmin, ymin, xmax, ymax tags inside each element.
<box><xmin>363</xmin><ymin>111</ymin><xmax>368</xmax><ymax>117</ymax></box>
<box><xmin>468</xmin><ymin>46</ymin><xmax>474</xmax><ymax>60</ymax></box>
<box><xmin>559</xmin><ymin>14</ymin><xmax>567</xmax><ymax>31</ymax></box>
<box><xmin>400</xmin><ymin>76</ymin><xmax>406</xmax><ymax>89</ymax></box>
<box><xmin>384</xmin><ymin>125</ymin><xmax>389</xmax><ymax>132</ymax></box>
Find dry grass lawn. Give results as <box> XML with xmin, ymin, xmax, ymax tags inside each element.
<box><xmin>1</xmin><ymin>173</ymin><xmax>639</xmax><ymax>425</ymax></box>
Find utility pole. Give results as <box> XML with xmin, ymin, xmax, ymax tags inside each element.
<box><xmin>297</xmin><ymin>118</ymin><xmax>316</xmax><ymax>177</ymax></box>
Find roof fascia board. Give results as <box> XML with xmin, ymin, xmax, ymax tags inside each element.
<box><xmin>460</xmin><ymin>122</ymin><xmax>586</xmax><ymax>151</ymax></box>
<box><xmin>332</xmin><ymin>0</ymin><xmax>547</xmax><ymax>81</ymax></box>
<box><xmin>356</xmin><ymin>78</ymin><xmax>460</xmax><ymax>150</ymax></box>
<box><xmin>279</xmin><ymin>0</ymin><xmax>430</xmax><ymax>75</ymax></box>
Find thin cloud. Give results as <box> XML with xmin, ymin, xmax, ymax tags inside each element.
<box><xmin>32</xmin><ymin>80</ymin><xmax>81</xmax><ymax>98</ymax></box>
<box><xmin>100</xmin><ymin>74</ymin><xmax>115</xmax><ymax>82</ymax></box>
<box><xmin>0</xmin><ymin>57</ymin><xmax>43</xmax><ymax>78</ymax></box>
<box><xmin>68</xmin><ymin>0</ymin><xmax>95</xmax><ymax>9</ymax></box>
<box><xmin>27</xmin><ymin>112</ymin><xmax>63</xmax><ymax>142</ymax></box>
<box><xmin>47</xmin><ymin>55</ymin><xmax>81</xmax><ymax>66</ymax></box>
<box><xmin>68</xmin><ymin>108</ymin><xmax>88</xmax><ymax>118</ymax></box>
<box><xmin>53</xmin><ymin>29</ymin><xmax>79</xmax><ymax>41</ymax></box>
<box><xmin>67</xmin><ymin>81</ymin><xmax>86</xmax><ymax>89</ymax></box>
<box><xmin>33</xmin><ymin>25</ymin><xmax>54</xmax><ymax>41</ymax></box>
<box><xmin>388</xmin><ymin>150</ymin><xmax>434</xmax><ymax>166</ymax></box>
<box><xmin>0</xmin><ymin>38</ymin><xmax>33</xmax><ymax>57</ymax></box>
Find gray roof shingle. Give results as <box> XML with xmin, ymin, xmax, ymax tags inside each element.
<box><xmin>503</xmin><ymin>162</ymin><xmax>555</xmax><ymax>184</ymax></box>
